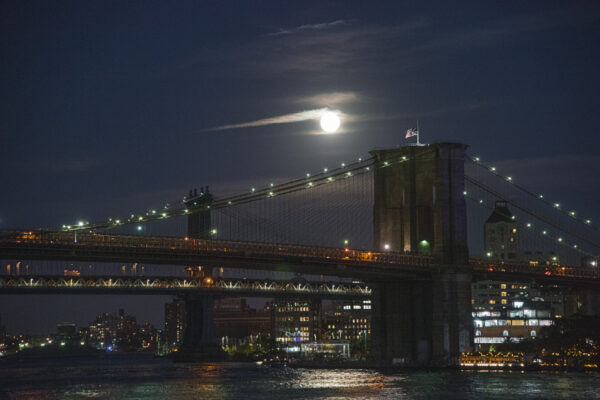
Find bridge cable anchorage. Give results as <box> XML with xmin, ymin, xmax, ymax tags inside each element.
<box><xmin>60</xmin><ymin>150</ymin><xmax>418</xmax><ymax>234</ymax></box>
<box><xmin>467</xmin><ymin>155</ymin><xmax>596</xmax><ymax>232</ymax></box>
<box><xmin>464</xmin><ymin>192</ymin><xmax>597</xmax><ymax>260</ymax></box>
<box><xmin>464</xmin><ymin>175</ymin><xmax>600</xmax><ymax>252</ymax></box>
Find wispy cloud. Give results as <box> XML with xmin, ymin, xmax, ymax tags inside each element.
<box><xmin>205</xmin><ymin>108</ymin><xmax>341</xmax><ymax>132</ymax></box>
<box><xmin>267</xmin><ymin>20</ymin><xmax>353</xmax><ymax>37</ymax></box>
<box><xmin>294</xmin><ymin>91</ymin><xmax>360</xmax><ymax>107</ymax></box>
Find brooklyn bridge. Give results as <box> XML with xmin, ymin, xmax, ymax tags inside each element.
<box><xmin>1</xmin><ymin>143</ymin><xmax>598</xmax><ymax>366</ymax></box>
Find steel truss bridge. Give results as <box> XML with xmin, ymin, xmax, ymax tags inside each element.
<box><xmin>0</xmin><ymin>275</ymin><xmax>370</xmax><ymax>298</ymax></box>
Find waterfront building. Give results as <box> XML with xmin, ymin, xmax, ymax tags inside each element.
<box><xmin>324</xmin><ymin>299</ymin><xmax>371</xmax><ymax>342</ymax></box>
<box><xmin>214</xmin><ymin>298</ymin><xmax>271</xmax><ymax>344</ymax></box>
<box><xmin>473</xmin><ymin>298</ymin><xmax>554</xmax><ymax>350</ymax></box>
<box><xmin>271</xmin><ymin>299</ymin><xmax>322</xmax><ymax>344</ymax></box>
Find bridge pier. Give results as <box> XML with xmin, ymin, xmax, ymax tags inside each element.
<box><xmin>564</xmin><ymin>288</ymin><xmax>600</xmax><ymax>317</ymax></box>
<box><xmin>175</xmin><ymin>295</ymin><xmax>225</xmax><ymax>361</ymax></box>
<box><xmin>371</xmin><ymin>271</ymin><xmax>472</xmax><ymax>367</ymax></box>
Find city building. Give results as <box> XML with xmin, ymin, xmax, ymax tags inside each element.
<box><xmin>214</xmin><ymin>298</ymin><xmax>271</xmax><ymax>343</ymax></box>
<box><xmin>165</xmin><ymin>300</ymin><xmax>186</xmax><ymax>347</ymax></box>
<box><xmin>272</xmin><ymin>299</ymin><xmax>322</xmax><ymax>345</ymax></box>
<box><xmin>473</xmin><ymin>298</ymin><xmax>554</xmax><ymax>350</ymax></box>
<box><xmin>56</xmin><ymin>322</ymin><xmax>77</xmax><ymax>341</ymax></box>
<box><xmin>85</xmin><ymin>312</ymin><xmax>118</xmax><ymax>348</ymax></box>
<box><xmin>324</xmin><ymin>299</ymin><xmax>371</xmax><ymax>342</ymax></box>
<box><xmin>484</xmin><ymin>201</ymin><xmax>518</xmax><ymax>261</ymax></box>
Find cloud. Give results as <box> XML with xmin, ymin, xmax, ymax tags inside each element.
<box><xmin>205</xmin><ymin>108</ymin><xmax>343</xmax><ymax>132</ymax></box>
<box><xmin>267</xmin><ymin>20</ymin><xmax>353</xmax><ymax>37</ymax></box>
<box><xmin>294</xmin><ymin>92</ymin><xmax>360</xmax><ymax>107</ymax></box>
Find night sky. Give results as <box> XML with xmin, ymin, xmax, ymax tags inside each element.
<box><xmin>1</xmin><ymin>1</ymin><xmax>600</xmax><ymax>333</ymax></box>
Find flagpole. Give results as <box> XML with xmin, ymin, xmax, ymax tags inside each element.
<box><xmin>417</xmin><ymin>120</ymin><xmax>420</xmax><ymax>145</ymax></box>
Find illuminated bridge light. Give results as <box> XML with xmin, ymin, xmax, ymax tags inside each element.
<box><xmin>78</xmin><ymin>221</ymin><xmax>84</xmax><ymax>227</ymax></box>
<box><xmin>383</xmin><ymin>161</ymin><xmax>389</xmax><ymax>166</ymax></box>
<box><xmin>479</xmin><ymin>199</ymin><xmax>483</xmax><ymax>204</ymax></box>
<box><xmin>305</xmin><ymin>173</ymin><xmax>310</xmax><ymax>178</ymax></box>
<box><xmin>358</xmin><ymin>157</ymin><xmax>362</xmax><ymax>162</ymax></box>
<box><xmin>474</xmin><ymin>157</ymin><xmax>480</xmax><ymax>162</ymax></box>
<box><xmin>526</xmin><ymin>223</ymin><xmax>532</xmax><ymax>228</ymax></box>
<box><xmin>569</xmin><ymin>211</ymin><xmax>576</xmax><ymax>216</ymax></box>
<box><xmin>506</xmin><ymin>176</ymin><xmax>512</xmax><ymax>182</ymax></box>
<box><xmin>308</xmin><ymin>182</ymin><xmax>313</xmax><ymax>187</ymax></box>
<box><xmin>557</xmin><ymin>237</ymin><xmax>563</xmax><ymax>242</ymax></box>
<box><xmin>251</xmin><ymin>187</ymin><xmax>255</xmax><ymax>192</ymax></box>
<box><xmin>161</xmin><ymin>212</ymin><xmax>167</xmax><ymax>217</ymax></box>
<box><xmin>115</xmin><ymin>220</ymin><xmax>120</xmax><ymax>224</ymax></box>
<box><xmin>346</xmin><ymin>172</ymin><xmax>352</xmax><ymax>177</ymax></box>
<box><xmin>328</xmin><ymin>177</ymin><xmax>333</xmax><ymax>182</ymax></box>
<box><xmin>554</xmin><ymin>203</ymin><xmax>560</xmax><ymax>208</ymax></box>
<box><xmin>270</xmin><ymin>183</ymin><xmax>274</xmax><ymax>187</ymax></box>
<box><xmin>490</xmin><ymin>167</ymin><xmax>496</xmax><ymax>172</ymax></box>
<box><xmin>341</xmin><ymin>162</ymin><xmax>345</xmax><ymax>167</ymax></box>
<box><xmin>227</xmin><ymin>201</ymin><xmax>232</xmax><ymax>205</ymax></box>
<box><xmin>268</xmin><ymin>191</ymin><xmax>274</xmax><ymax>196</ymax></box>
<box><xmin>402</xmin><ymin>156</ymin><xmax>407</xmax><ymax>161</ymax></box>
<box><xmin>463</xmin><ymin>191</ymin><xmax>467</xmax><ymax>196</ymax></box>
<box><xmin>585</xmin><ymin>219</ymin><xmax>591</xmax><ymax>224</ymax></box>
<box><xmin>539</xmin><ymin>194</ymin><xmax>544</xmax><ymax>199</ymax></box>
<box><xmin>542</xmin><ymin>230</ymin><xmax>547</xmax><ymax>235</ymax></box>
<box><xmin>323</xmin><ymin>168</ymin><xmax>328</xmax><ymax>172</ymax></box>
<box><xmin>365</xmin><ymin>167</ymin><xmax>370</xmax><ymax>171</ymax></box>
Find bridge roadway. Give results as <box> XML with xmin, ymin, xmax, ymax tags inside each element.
<box><xmin>0</xmin><ymin>274</ymin><xmax>369</xmax><ymax>298</ymax></box>
<box><xmin>0</xmin><ymin>230</ymin><xmax>598</xmax><ymax>284</ymax></box>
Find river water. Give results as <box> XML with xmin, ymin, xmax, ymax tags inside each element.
<box><xmin>1</xmin><ymin>355</ymin><xmax>599</xmax><ymax>399</ymax></box>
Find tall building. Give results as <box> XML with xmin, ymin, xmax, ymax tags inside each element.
<box><xmin>484</xmin><ymin>201</ymin><xmax>518</xmax><ymax>261</ymax></box>
<box><xmin>165</xmin><ymin>300</ymin><xmax>186</xmax><ymax>347</ymax></box>
<box><xmin>85</xmin><ymin>312</ymin><xmax>118</xmax><ymax>347</ymax></box>
<box><xmin>272</xmin><ymin>299</ymin><xmax>322</xmax><ymax>344</ymax></box>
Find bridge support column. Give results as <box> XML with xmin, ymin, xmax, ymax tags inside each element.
<box><xmin>175</xmin><ymin>295</ymin><xmax>225</xmax><ymax>361</ymax></box>
<box><xmin>564</xmin><ymin>288</ymin><xmax>600</xmax><ymax>317</ymax></box>
<box><xmin>430</xmin><ymin>271</ymin><xmax>473</xmax><ymax>366</ymax></box>
<box><xmin>371</xmin><ymin>271</ymin><xmax>472</xmax><ymax>367</ymax></box>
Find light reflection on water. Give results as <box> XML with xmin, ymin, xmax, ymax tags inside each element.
<box><xmin>0</xmin><ymin>356</ymin><xmax>599</xmax><ymax>400</ymax></box>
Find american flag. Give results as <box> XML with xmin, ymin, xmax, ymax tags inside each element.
<box><xmin>405</xmin><ymin>128</ymin><xmax>418</xmax><ymax>139</ymax></box>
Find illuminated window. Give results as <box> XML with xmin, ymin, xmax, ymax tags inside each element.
<box><xmin>503</xmin><ymin>330</ymin><xmax>509</xmax><ymax>337</ymax></box>
<box><xmin>501</xmin><ymin>299</ymin><xmax>507</xmax><ymax>304</ymax></box>
<box><xmin>501</xmin><ymin>292</ymin><xmax>507</xmax><ymax>297</ymax></box>
<box><xmin>512</xmin><ymin>228</ymin><xmax>517</xmax><ymax>234</ymax></box>
<box><xmin>489</xmin><ymin>300</ymin><xmax>496</xmax><ymax>304</ymax></box>
<box><xmin>500</xmin><ymin>284</ymin><xmax>507</xmax><ymax>289</ymax></box>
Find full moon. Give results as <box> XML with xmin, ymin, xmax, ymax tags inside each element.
<box><xmin>320</xmin><ymin>111</ymin><xmax>341</xmax><ymax>133</ymax></box>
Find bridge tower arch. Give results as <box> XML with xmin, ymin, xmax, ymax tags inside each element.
<box><xmin>369</xmin><ymin>143</ymin><xmax>473</xmax><ymax>366</ymax></box>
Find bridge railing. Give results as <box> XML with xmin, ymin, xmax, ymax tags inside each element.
<box><xmin>0</xmin><ymin>275</ymin><xmax>371</xmax><ymax>296</ymax></box>
<box><xmin>470</xmin><ymin>258</ymin><xmax>598</xmax><ymax>280</ymax></box>
<box><xmin>0</xmin><ymin>230</ymin><xmax>436</xmax><ymax>267</ymax></box>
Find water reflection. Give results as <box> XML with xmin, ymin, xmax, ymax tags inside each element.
<box><xmin>0</xmin><ymin>357</ymin><xmax>599</xmax><ymax>399</ymax></box>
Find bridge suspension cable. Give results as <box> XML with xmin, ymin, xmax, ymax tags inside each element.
<box><xmin>60</xmin><ymin>151</ymin><xmax>418</xmax><ymax>235</ymax></box>
<box><xmin>466</xmin><ymin>155</ymin><xmax>596</xmax><ymax>232</ymax></box>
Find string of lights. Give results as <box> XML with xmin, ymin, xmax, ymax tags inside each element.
<box><xmin>61</xmin><ymin>151</ymin><xmax>415</xmax><ymax>233</ymax></box>
<box><xmin>465</xmin><ymin>175</ymin><xmax>600</xmax><ymax>251</ymax></box>
<box><xmin>467</xmin><ymin>155</ymin><xmax>596</xmax><ymax>231</ymax></box>
<box><xmin>463</xmin><ymin>191</ymin><xmax>597</xmax><ymax>260</ymax></box>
